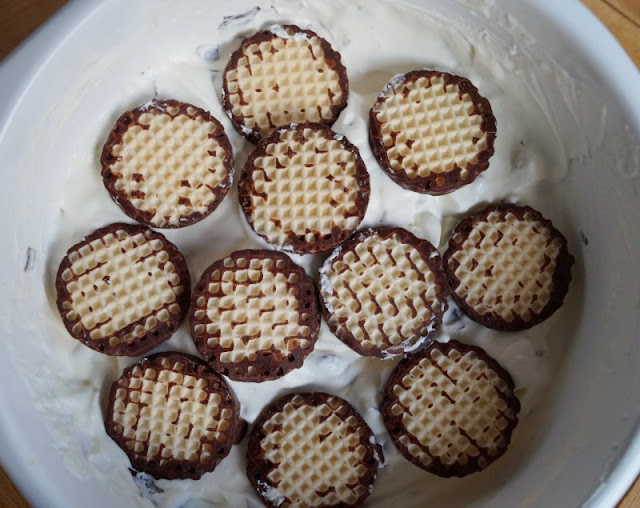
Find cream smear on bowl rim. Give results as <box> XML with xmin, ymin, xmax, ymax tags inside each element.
<box><xmin>1</xmin><ymin>0</ymin><xmax>639</xmax><ymax>507</ymax></box>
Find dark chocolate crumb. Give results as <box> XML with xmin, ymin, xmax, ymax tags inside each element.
<box><xmin>24</xmin><ymin>247</ymin><xmax>36</xmax><ymax>272</ymax></box>
<box><xmin>580</xmin><ymin>231</ymin><xmax>589</xmax><ymax>246</ymax></box>
<box><xmin>218</xmin><ymin>6</ymin><xmax>260</xmax><ymax>29</ymax></box>
<box><xmin>443</xmin><ymin>305</ymin><xmax>463</xmax><ymax>325</ymax></box>
<box><xmin>130</xmin><ymin>469</ymin><xmax>164</xmax><ymax>499</ymax></box>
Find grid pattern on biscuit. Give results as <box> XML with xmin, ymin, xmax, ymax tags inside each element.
<box><xmin>225</xmin><ymin>28</ymin><xmax>344</xmax><ymax>138</ymax></box>
<box><xmin>391</xmin><ymin>346</ymin><xmax>517</xmax><ymax>470</ymax></box>
<box><xmin>59</xmin><ymin>229</ymin><xmax>185</xmax><ymax>346</ymax></box>
<box><xmin>372</xmin><ymin>75</ymin><xmax>487</xmax><ymax>179</ymax></box>
<box><xmin>108</xmin><ymin>105</ymin><xmax>229</xmax><ymax>227</ymax></box>
<box><xmin>322</xmin><ymin>233</ymin><xmax>442</xmax><ymax>353</ymax></box>
<box><xmin>449</xmin><ymin>210</ymin><xmax>562</xmax><ymax>322</ymax></box>
<box><xmin>192</xmin><ymin>255</ymin><xmax>312</xmax><ymax>365</ymax></box>
<box><xmin>111</xmin><ymin>358</ymin><xmax>233</xmax><ymax>466</ymax></box>
<box><xmin>259</xmin><ymin>395</ymin><xmax>369</xmax><ymax>507</ymax></box>
<box><xmin>249</xmin><ymin>128</ymin><xmax>360</xmax><ymax>247</ymax></box>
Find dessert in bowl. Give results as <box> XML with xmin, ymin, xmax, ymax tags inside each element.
<box><xmin>0</xmin><ymin>0</ymin><xmax>639</xmax><ymax>506</ymax></box>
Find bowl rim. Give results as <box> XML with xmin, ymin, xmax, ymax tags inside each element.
<box><xmin>520</xmin><ymin>1</ymin><xmax>640</xmax><ymax>505</ymax></box>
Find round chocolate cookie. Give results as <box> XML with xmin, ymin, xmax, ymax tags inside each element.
<box><xmin>247</xmin><ymin>392</ymin><xmax>382</xmax><ymax>507</ymax></box>
<box><xmin>319</xmin><ymin>227</ymin><xmax>449</xmax><ymax>358</ymax></box>
<box><xmin>369</xmin><ymin>70</ymin><xmax>496</xmax><ymax>195</ymax></box>
<box><xmin>238</xmin><ymin>123</ymin><xmax>370</xmax><ymax>254</ymax></box>
<box><xmin>101</xmin><ymin>99</ymin><xmax>233</xmax><ymax>228</ymax></box>
<box><xmin>105</xmin><ymin>352</ymin><xmax>246</xmax><ymax>480</ymax></box>
<box><xmin>190</xmin><ymin>250</ymin><xmax>321</xmax><ymax>382</ymax></box>
<box><xmin>55</xmin><ymin>223</ymin><xmax>190</xmax><ymax>356</ymax></box>
<box><xmin>443</xmin><ymin>203</ymin><xmax>574</xmax><ymax>331</ymax></box>
<box><xmin>222</xmin><ymin>24</ymin><xmax>349</xmax><ymax>143</ymax></box>
<box><xmin>382</xmin><ymin>340</ymin><xmax>520</xmax><ymax>478</ymax></box>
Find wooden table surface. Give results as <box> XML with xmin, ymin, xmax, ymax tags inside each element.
<box><xmin>0</xmin><ymin>0</ymin><xmax>639</xmax><ymax>506</ymax></box>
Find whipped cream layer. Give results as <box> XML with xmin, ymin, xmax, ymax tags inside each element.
<box><xmin>10</xmin><ymin>0</ymin><xmax>607</xmax><ymax>506</ymax></box>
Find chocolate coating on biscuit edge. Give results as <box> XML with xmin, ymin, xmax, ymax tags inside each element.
<box><xmin>443</xmin><ymin>203</ymin><xmax>574</xmax><ymax>331</ymax></box>
<box><xmin>238</xmin><ymin>122</ymin><xmax>370</xmax><ymax>254</ymax></box>
<box><xmin>381</xmin><ymin>340</ymin><xmax>521</xmax><ymax>478</ymax></box>
<box><xmin>369</xmin><ymin>70</ymin><xmax>497</xmax><ymax>195</ymax></box>
<box><xmin>246</xmin><ymin>392</ymin><xmax>380</xmax><ymax>507</ymax></box>
<box><xmin>55</xmin><ymin>222</ymin><xmax>191</xmax><ymax>356</ymax></box>
<box><xmin>222</xmin><ymin>25</ymin><xmax>349</xmax><ymax>143</ymax></box>
<box><xmin>319</xmin><ymin>226</ymin><xmax>449</xmax><ymax>358</ymax></box>
<box><xmin>189</xmin><ymin>249</ymin><xmax>321</xmax><ymax>382</ymax></box>
<box><xmin>101</xmin><ymin>99</ymin><xmax>234</xmax><ymax>228</ymax></box>
<box><xmin>104</xmin><ymin>352</ymin><xmax>245</xmax><ymax>480</ymax></box>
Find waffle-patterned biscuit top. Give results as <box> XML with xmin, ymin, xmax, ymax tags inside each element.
<box><xmin>101</xmin><ymin>99</ymin><xmax>233</xmax><ymax>228</ymax></box>
<box><xmin>239</xmin><ymin>123</ymin><xmax>370</xmax><ymax>254</ymax></box>
<box><xmin>320</xmin><ymin>227</ymin><xmax>448</xmax><ymax>358</ymax></box>
<box><xmin>105</xmin><ymin>353</ymin><xmax>243</xmax><ymax>479</ymax></box>
<box><xmin>383</xmin><ymin>341</ymin><xmax>520</xmax><ymax>477</ymax></box>
<box><xmin>55</xmin><ymin>223</ymin><xmax>190</xmax><ymax>356</ymax></box>
<box><xmin>223</xmin><ymin>25</ymin><xmax>349</xmax><ymax>142</ymax></box>
<box><xmin>190</xmin><ymin>250</ymin><xmax>320</xmax><ymax>382</ymax></box>
<box><xmin>247</xmin><ymin>393</ymin><xmax>380</xmax><ymax>507</ymax></box>
<box><xmin>444</xmin><ymin>204</ymin><xmax>574</xmax><ymax>330</ymax></box>
<box><xmin>370</xmin><ymin>70</ymin><xmax>496</xmax><ymax>195</ymax></box>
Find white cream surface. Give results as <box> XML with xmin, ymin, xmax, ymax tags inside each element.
<box><xmin>11</xmin><ymin>0</ymin><xmax>607</xmax><ymax>506</ymax></box>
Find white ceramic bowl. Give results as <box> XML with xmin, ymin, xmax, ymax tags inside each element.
<box><xmin>1</xmin><ymin>1</ymin><xmax>639</xmax><ymax>506</ymax></box>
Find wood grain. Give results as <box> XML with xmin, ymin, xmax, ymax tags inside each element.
<box><xmin>584</xmin><ymin>0</ymin><xmax>640</xmax><ymax>67</ymax></box>
<box><xmin>607</xmin><ymin>0</ymin><xmax>640</xmax><ymax>27</ymax></box>
<box><xmin>0</xmin><ymin>0</ymin><xmax>66</xmax><ymax>60</ymax></box>
<box><xmin>0</xmin><ymin>1</ymin><xmax>639</xmax><ymax>507</ymax></box>
<box><xmin>0</xmin><ymin>466</ymin><xmax>28</xmax><ymax>508</ymax></box>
